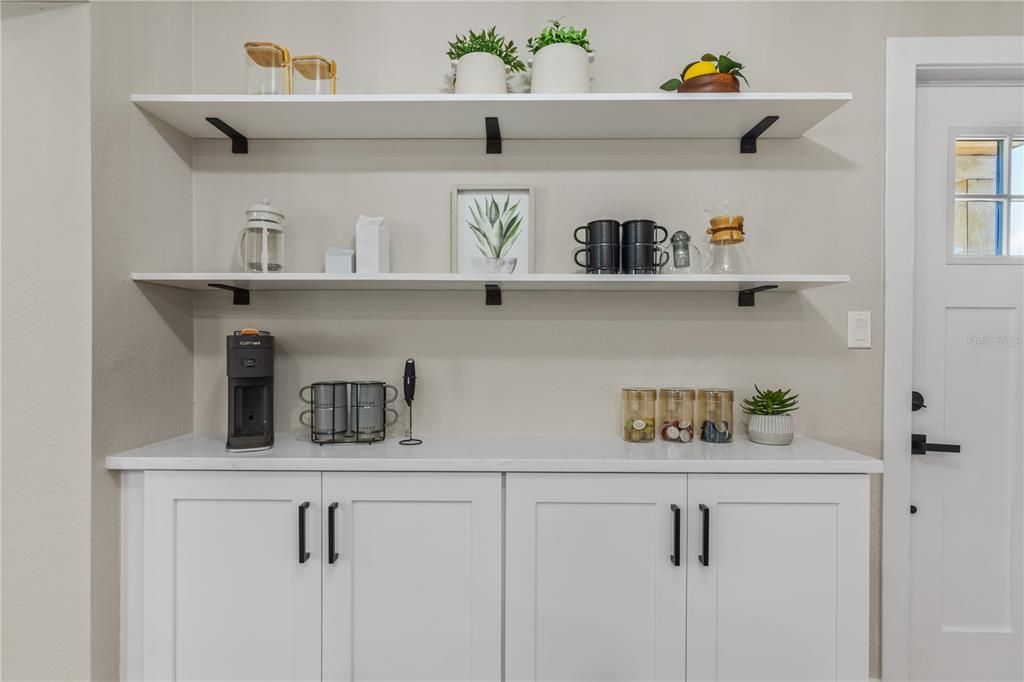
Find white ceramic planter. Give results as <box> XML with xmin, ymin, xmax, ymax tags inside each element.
<box><xmin>453</xmin><ymin>52</ymin><xmax>508</xmax><ymax>94</ymax></box>
<box><xmin>530</xmin><ymin>43</ymin><xmax>593</xmax><ymax>93</ymax></box>
<box><xmin>747</xmin><ymin>414</ymin><xmax>794</xmax><ymax>446</ymax></box>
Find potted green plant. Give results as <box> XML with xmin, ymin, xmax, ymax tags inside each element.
<box><xmin>660</xmin><ymin>52</ymin><xmax>749</xmax><ymax>93</ymax></box>
<box><xmin>526</xmin><ymin>19</ymin><xmax>594</xmax><ymax>93</ymax></box>
<box><xmin>447</xmin><ymin>27</ymin><xmax>525</xmax><ymax>94</ymax></box>
<box><xmin>741</xmin><ymin>386</ymin><xmax>798</xmax><ymax>445</ymax></box>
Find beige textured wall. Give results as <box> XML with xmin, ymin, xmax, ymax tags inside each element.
<box><xmin>79</xmin><ymin>2</ymin><xmax>1022</xmax><ymax>679</ymax></box>
<box><xmin>90</xmin><ymin>3</ymin><xmax>195</xmax><ymax>679</ymax></box>
<box><xmin>1</xmin><ymin>3</ymin><xmax>92</xmax><ymax>679</ymax></box>
<box><xmin>180</xmin><ymin>3</ymin><xmax>1022</xmax><ymax>677</ymax></box>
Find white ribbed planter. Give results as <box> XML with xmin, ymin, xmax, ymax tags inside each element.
<box><xmin>529</xmin><ymin>43</ymin><xmax>593</xmax><ymax>93</ymax></box>
<box><xmin>747</xmin><ymin>414</ymin><xmax>794</xmax><ymax>446</ymax></box>
<box><xmin>453</xmin><ymin>52</ymin><xmax>508</xmax><ymax>94</ymax></box>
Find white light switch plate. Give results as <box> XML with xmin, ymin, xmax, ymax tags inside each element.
<box><xmin>848</xmin><ymin>311</ymin><xmax>871</xmax><ymax>348</ymax></box>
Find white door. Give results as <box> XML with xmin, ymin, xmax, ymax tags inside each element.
<box><xmin>504</xmin><ymin>473</ymin><xmax>686</xmax><ymax>681</ymax></box>
<box><xmin>910</xmin><ymin>85</ymin><xmax>1024</xmax><ymax>680</ymax></box>
<box><xmin>143</xmin><ymin>471</ymin><xmax>322</xmax><ymax>681</ymax></box>
<box><xmin>686</xmin><ymin>474</ymin><xmax>870</xmax><ymax>681</ymax></box>
<box><xmin>321</xmin><ymin>472</ymin><xmax>502</xmax><ymax>682</ymax></box>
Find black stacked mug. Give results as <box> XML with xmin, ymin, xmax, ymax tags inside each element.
<box><xmin>574</xmin><ymin>219</ymin><xmax>621</xmax><ymax>274</ymax></box>
<box><xmin>621</xmin><ymin>219</ymin><xmax>669</xmax><ymax>274</ymax></box>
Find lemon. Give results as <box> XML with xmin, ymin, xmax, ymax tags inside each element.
<box><xmin>683</xmin><ymin>60</ymin><xmax>717</xmax><ymax>81</ymax></box>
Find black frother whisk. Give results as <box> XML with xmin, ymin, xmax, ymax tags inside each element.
<box><xmin>399</xmin><ymin>358</ymin><xmax>422</xmax><ymax>445</ymax></box>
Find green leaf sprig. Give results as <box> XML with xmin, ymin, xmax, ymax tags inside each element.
<box><xmin>526</xmin><ymin>19</ymin><xmax>592</xmax><ymax>54</ymax></box>
<box><xmin>741</xmin><ymin>385</ymin><xmax>799</xmax><ymax>416</ymax></box>
<box><xmin>659</xmin><ymin>52</ymin><xmax>749</xmax><ymax>91</ymax></box>
<box><xmin>447</xmin><ymin>27</ymin><xmax>526</xmax><ymax>72</ymax></box>
<box><xmin>467</xmin><ymin>195</ymin><xmax>523</xmax><ymax>258</ymax></box>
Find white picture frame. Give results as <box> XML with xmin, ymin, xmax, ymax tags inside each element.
<box><xmin>451</xmin><ymin>186</ymin><xmax>535</xmax><ymax>274</ymax></box>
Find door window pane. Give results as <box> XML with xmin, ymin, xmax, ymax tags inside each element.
<box><xmin>953</xmin><ymin>199</ymin><xmax>1003</xmax><ymax>256</ymax></box>
<box><xmin>1011</xmin><ymin>200</ymin><xmax>1024</xmax><ymax>256</ymax></box>
<box><xmin>1011</xmin><ymin>139</ymin><xmax>1023</xmax><ymax>196</ymax></box>
<box><xmin>955</xmin><ymin>139</ymin><xmax>1004</xmax><ymax>194</ymax></box>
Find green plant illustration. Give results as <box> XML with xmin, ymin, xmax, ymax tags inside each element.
<box><xmin>741</xmin><ymin>385</ymin><xmax>800</xmax><ymax>415</ymax></box>
<box><xmin>660</xmin><ymin>52</ymin><xmax>749</xmax><ymax>91</ymax></box>
<box><xmin>447</xmin><ymin>27</ymin><xmax>526</xmax><ymax>72</ymax></box>
<box><xmin>526</xmin><ymin>19</ymin><xmax>592</xmax><ymax>54</ymax></box>
<box><xmin>467</xmin><ymin>194</ymin><xmax>523</xmax><ymax>258</ymax></box>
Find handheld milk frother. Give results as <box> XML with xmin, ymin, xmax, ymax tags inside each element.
<box><xmin>399</xmin><ymin>358</ymin><xmax>423</xmax><ymax>446</ymax></box>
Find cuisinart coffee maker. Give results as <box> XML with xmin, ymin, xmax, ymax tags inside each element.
<box><xmin>226</xmin><ymin>329</ymin><xmax>275</xmax><ymax>452</ymax></box>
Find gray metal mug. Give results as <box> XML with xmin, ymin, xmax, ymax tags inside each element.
<box><xmin>350</xmin><ymin>405</ymin><xmax>399</xmax><ymax>434</ymax></box>
<box><xmin>350</xmin><ymin>381</ymin><xmax>398</xmax><ymax>408</ymax></box>
<box><xmin>300</xmin><ymin>381</ymin><xmax>349</xmax><ymax>408</ymax></box>
<box><xmin>300</xmin><ymin>407</ymin><xmax>348</xmax><ymax>435</ymax></box>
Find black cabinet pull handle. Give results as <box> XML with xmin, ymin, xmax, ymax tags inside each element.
<box><xmin>298</xmin><ymin>501</ymin><xmax>311</xmax><ymax>564</ymax></box>
<box><xmin>698</xmin><ymin>504</ymin><xmax>710</xmax><ymax>567</ymax></box>
<box><xmin>328</xmin><ymin>502</ymin><xmax>339</xmax><ymax>564</ymax></box>
<box><xmin>670</xmin><ymin>504</ymin><xmax>681</xmax><ymax>566</ymax></box>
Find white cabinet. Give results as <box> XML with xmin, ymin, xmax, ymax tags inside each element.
<box><xmin>142</xmin><ymin>471</ymin><xmax>322</xmax><ymax>681</ymax></box>
<box><xmin>321</xmin><ymin>473</ymin><xmax>502</xmax><ymax>682</ymax></box>
<box><xmin>504</xmin><ymin>474</ymin><xmax>687</xmax><ymax>681</ymax></box>
<box><xmin>126</xmin><ymin>467</ymin><xmax>871</xmax><ymax>682</ymax></box>
<box><xmin>686</xmin><ymin>474</ymin><xmax>870</xmax><ymax>681</ymax></box>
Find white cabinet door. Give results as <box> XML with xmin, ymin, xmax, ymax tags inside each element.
<box><xmin>322</xmin><ymin>472</ymin><xmax>502</xmax><ymax>682</ymax></box>
<box><xmin>505</xmin><ymin>473</ymin><xmax>686</xmax><ymax>681</ymax></box>
<box><xmin>686</xmin><ymin>474</ymin><xmax>870</xmax><ymax>681</ymax></box>
<box><xmin>142</xmin><ymin>471</ymin><xmax>322</xmax><ymax>681</ymax></box>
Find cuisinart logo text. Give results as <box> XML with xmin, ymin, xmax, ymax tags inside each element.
<box><xmin>239</xmin><ymin>340</ymin><xmax>263</xmax><ymax>346</ymax></box>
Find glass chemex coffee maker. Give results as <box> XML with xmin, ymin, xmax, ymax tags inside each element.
<box><xmin>301</xmin><ymin>380</ymin><xmax>399</xmax><ymax>444</ymax></box>
<box><xmin>705</xmin><ymin>200</ymin><xmax>753</xmax><ymax>274</ymax></box>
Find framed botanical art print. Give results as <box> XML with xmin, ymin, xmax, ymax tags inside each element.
<box><xmin>451</xmin><ymin>186</ymin><xmax>534</xmax><ymax>274</ymax></box>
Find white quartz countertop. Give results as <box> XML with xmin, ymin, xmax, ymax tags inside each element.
<box><xmin>105</xmin><ymin>433</ymin><xmax>882</xmax><ymax>474</ymax></box>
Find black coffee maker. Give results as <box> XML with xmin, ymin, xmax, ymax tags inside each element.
<box><xmin>226</xmin><ymin>329</ymin><xmax>275</xmax><ymax>452</ymax></box>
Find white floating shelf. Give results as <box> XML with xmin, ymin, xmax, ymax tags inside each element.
<box><xmin>132</xmin><ymin>92</ymin><xmax>851</xmax><ymax>153</ymax></box>
<box><xmin>132</xmin><ymin>272</ymin><xmax>849</xmax><ymax>307</ymax></box>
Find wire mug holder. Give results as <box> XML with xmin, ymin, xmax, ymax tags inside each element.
<box><xmin>300</xmin><ymin>380</ymin><xmax>398</xmax><ymax>445</ymax></box>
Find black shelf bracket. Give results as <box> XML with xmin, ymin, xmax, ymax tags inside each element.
<box><xmin>206</xmin><ymin>117</ymin><xmax>249</xmax><ymax>154</ymax></box>
<box><xmin>737</xmin><ymin>284</ymin><xmax>778</xmax><ymax>307</ymax></box>
<box><xmin>740</xmin><ymin>115</ymin><xmax>779</xmax><ymax>154</ymax></box>
<box><xmin>485</xmin><ymin>283</ymin><xmax>502</xmax><ymax>306</ymax></box>
<box><xmin>485</xmin><ymin>117</ymin><xmax>502</xmax><ymax>154</ymax></box>
<box><xmin>208</xmin><ymin>283</ymin><xmax>251</xmax><ymax>305</ymax></box>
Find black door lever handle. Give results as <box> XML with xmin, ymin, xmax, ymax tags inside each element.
<box><xmin>911</xmin><ymin>433</ymin><xmax>961</xmax><ymax>455</ymax></box>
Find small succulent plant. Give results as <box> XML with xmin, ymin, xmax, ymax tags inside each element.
<box><xmin>447</xmin><ymin>27</ymin><xmax>526</xmax><ymax>72</ymax></box>
<box><xmin>741</xmin><ymin>386</ymin><xmax>799</xmax><ymax>416</ymax></box>
<box><xmin>526</xmin><ymin>19</ymin><xmax>592</xmax><ymax>54</ymax></box>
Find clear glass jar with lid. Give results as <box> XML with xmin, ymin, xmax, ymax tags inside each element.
<box><xmin>291</xmin><ymin>55</ymin><xmax>337</xmax><ymax>95</ymax></box>
<box><xmin>696</xmin><ymin>389</ymin><xmax>734</xmax><ymax>443</ymax></box>
<box><xmin>658</xmin><ymin>388</ymin><xmax>695</xmax><ymax>442</ymax></box>
<box><xmin>244</xmin><ymin>41</ymin><xmax>291</xmax><ymax>94</ymax></box>
<box><xmin>621</xmin><ymin>388</ymin><xmax>657</xmax><ymax>443</ymax></box>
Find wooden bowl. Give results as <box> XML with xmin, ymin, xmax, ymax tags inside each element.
<box><xmin>677</xmin><ymin>73</ymin><xmax>740</xmax><ymax>93</ymax></box>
